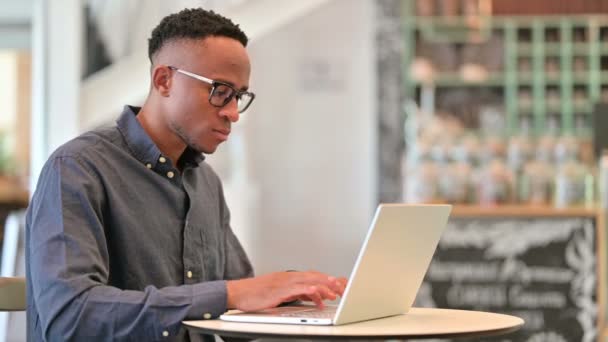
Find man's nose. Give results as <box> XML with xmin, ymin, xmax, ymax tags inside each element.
<box><xmin>219</xmin><ymin>98</ymin><xmax>239</xmax><ymax>123</ymax></box>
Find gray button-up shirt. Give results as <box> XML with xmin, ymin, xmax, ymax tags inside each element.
<box><xmin>26</xmin><ymin>106</ymin><xmax>253</xmax><ymax>341</ymax></box>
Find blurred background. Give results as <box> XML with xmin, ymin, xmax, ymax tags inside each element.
<box><xmin>2</xmin><ymin>0</ymin><xmax>608</xmax><ymax>341</ymax></box>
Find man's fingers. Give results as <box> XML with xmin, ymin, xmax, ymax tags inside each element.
<box><xmin>293</xmin><ymin>272</ymin><xmax>347</xmax><ymax>296</ymax></box>
<box><xmin>315</xmin><ymin>284</ymin><xmax>338</xmax><ymax>300</ymax></box>
<box><xmin>295</xmin><ymin>285</ymin><xmax>339</xmax><ymax>308</ymax></box>
<box><xmin>325</xmin><ymin>276</ymin><xmax>348</xmax><ymax>296</ymax></box>
<box><xmin>290</xmin><ymin>285</ymin><xmax>325</xmax><ymax>309</ymax></box>
<box><xmin>306</xmin><ymin>286</ymin><xmax>324</xmax><ymax>309</ymax></box>
<box><xmin>337</xmin><ymin>277</ymin><xmax>348</xmax><ymax>292</ymax></box>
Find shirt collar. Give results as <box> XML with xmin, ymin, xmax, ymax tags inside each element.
<box><xmin>116</xmin><ymin>105</ymin><xmax>205</xmax><ymax>168</ymax></box>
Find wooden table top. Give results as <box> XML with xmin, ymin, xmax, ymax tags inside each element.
<box><xmin>184</xmin><ymin>307</ymin><xmax>524</xmax><ymax>340</ymax></box>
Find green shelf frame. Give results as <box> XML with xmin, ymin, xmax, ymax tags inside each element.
<box><xmin>402</xmin><ymin>4</ymin><xmax>608</xmax><ymax>137</ymax></box>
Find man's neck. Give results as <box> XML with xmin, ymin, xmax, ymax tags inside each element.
<box><xmin>136</xmin><ymin>101</ymin><xmax>185</xmax><ymax>169</ymax></box>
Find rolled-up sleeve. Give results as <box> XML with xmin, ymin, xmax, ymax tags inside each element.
<box><xmin>27</xmin><ymin>156</ymin><xmax>227</xmax><ymax>341</ymax></box>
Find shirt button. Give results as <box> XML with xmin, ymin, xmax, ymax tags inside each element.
<box><xmin>167</xmin><ymin>171</ymin><xmax>175</xmax><ymax>179</ymax></box>
<box><xmin>187</xmin><ymin>271</ymin><xmax>193</xmax><ymax>278</ymax></box>
<box><xmin>146</xmin><ymin>163</ymin><xmax>152</xmax><ymax>169</ymax></box>
<box><xmin>159</xmin><ymin>156</ymin><xmax>166</xmax><ymax>163</ymax></box>
<box><xmin>162</xmin><ymin>330</ymin><xmax>169</xmax><ymax>337</ymax></box>
<box><xmin>203</xmin><ymin>313</ymin><xmax>212</xmax><ymax>319</ymax></box>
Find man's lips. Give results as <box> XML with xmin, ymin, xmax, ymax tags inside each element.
<box><xmin>213</xmin><ymin>128</ymin><xmax>230</xmax><ymax>141</ymax></box>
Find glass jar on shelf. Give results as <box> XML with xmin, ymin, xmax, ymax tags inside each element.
<box><xmin>554</xmin><ymin>160</ymin><xmax>593</xmax><ymax>208</ymax></box>
<box><xmin>536</xmin><ymin>135</ymin><xmax>556</xmax><ymax>164</ymax></box>
<box><xmin>552</xmin><ymin>132</ymin><xmax>595</xmax><ymax>208</ymax></box>
<box><xmin>439</xmin><ymin>162</ymin><xmax>472</xmax><ymax>204</ymax></box>
<box><xmin>476</xmin><ymin>158</ymin><xmax>514</xmax><ymax>206</ymax></box>
<box><xmin>554</xmin><ymin>135</ymin><xmax>580</xmax><ymax>166</ymax></box>
<box><xmin>430</xmin><ymin>141</ymin><xmax>452</xmax><ymax>166</ymax></box>
<box><xmin>439</xmin><ymin>134</ymin><xmax>479</xmax><ymax>204</ymax></box>
<box><xmin>451</xmin><ymin>133</ymin><xmax>481</xmax><ymax>166</ymax></box>
<box><xmin>404</xmin><ymin>159</ymin><xmax>441</xmax><ymax>204</ymax></box>
<box><xmin>507</xmin><ymin>134</ymin><xmax>534</xmax><ymax>204</ymax></box>
<box><xmin>479</xmin><ymin>135</ymin><xmax>507</xmax><ymax>166</ymax></box>
<box><xmin>507</xmin><ymin>135</ymin><xmax>534</xmax><ymax>174</ymax></box>
<box><xmin>518</xmin><ymin>160</ymin><xmax>554</xmax><ymax>205</ymax></box>
<box><xmin>574</xmin><ymin>113</ymin><xmax>594</xmax><ymax>166</ymax></box>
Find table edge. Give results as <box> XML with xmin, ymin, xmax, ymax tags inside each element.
<box><xmin>183</xmin><ymin>322</ymin><xmax>523</xmax><ymax>340</ymax></box>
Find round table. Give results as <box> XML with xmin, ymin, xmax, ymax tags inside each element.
<box><xmin>183</xmin><ymin>307</ymin><xmax>524</xmax><ymax>340</ymax></box>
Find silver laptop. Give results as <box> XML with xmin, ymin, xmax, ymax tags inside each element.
<box><xmin>220</xmin><ymin>203</ymin><xmax>452</xmax><ymax>326</ymax></box>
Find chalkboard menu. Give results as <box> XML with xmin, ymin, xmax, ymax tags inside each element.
<box><xmin>417</xmin><ymin>216</ymin><xmax>598</xmax><ymax>342</ymax></box>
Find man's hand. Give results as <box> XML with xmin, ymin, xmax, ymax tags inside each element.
<box><xmin>226</xmin><ymin>271</ymin><xmax>347</xmax><ymax>312</ymax></box>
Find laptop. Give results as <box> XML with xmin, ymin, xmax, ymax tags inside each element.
<box><xmin>220</xmin><ymin>203</ymin><xmax>452</xmax><ymax>326</ymax></box>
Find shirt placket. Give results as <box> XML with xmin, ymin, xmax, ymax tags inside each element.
<box><xmin>154</xmin><ymin>155</ymin><xmax>182</xmax><ymax>186</ymax></box>
<box><xmin>182</xmin><ymin>171</ymin><xmax>205</xmax><ymax>284</ymax></box>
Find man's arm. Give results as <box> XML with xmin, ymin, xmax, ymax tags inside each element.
<box><xmin>29</xmin><ymin>155</ymin><xmax>346</xmax><ymax>340</ymax></box>
<box><xmin>28</xmin><ymin>156</ymin><xmax>226</xmax><ymax>341</ymax></box>
<box><xmin>216</xmin><ymin>181</ymin><xmax>347</xmax><ymax>312</ymax></box>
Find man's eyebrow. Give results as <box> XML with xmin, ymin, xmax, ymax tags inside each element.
<box><xmin>214</xmin><ymin>78</ymin><xmax>249</xmax><ymax>91</ymax></box>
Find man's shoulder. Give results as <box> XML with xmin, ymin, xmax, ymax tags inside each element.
<box><xmin>48</xmin><ymin>125</ymin><xmax>122</xmax><ymax>162</ymax></box>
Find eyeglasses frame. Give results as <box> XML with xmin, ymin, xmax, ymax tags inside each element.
<box><xmin>167</xmin><ymin>65</ymin><xmax>255</xmax><ymax>113</ymax></box>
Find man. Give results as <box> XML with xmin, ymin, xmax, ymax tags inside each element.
<box><xmin>26</xmin><ymin>8</ymin><xmax>346</xmax><ymax>341</ymax></box>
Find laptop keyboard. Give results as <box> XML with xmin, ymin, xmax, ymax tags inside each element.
<box><xmin>279</xmin><ymin>307</ymin><xmax>337</xmax><ymax>319</ymax></box>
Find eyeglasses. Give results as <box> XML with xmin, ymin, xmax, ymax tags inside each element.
<box><xmin>168</xmin><ymin>66</ymin><xmax>255</xmax><ymax>113</ymax></box>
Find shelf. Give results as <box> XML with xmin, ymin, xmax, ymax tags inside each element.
<box><xmin>413</xmin><ymin>72</ymin><xmax>607</xmax><ymax>88</ymax></box>
<box><xmin>519</xmin><ymin>106</ymin><xmax>591</xmax><ymax>115</ymax></box>
<box><xmin>0</xmin><ymin>178</ymin><xmax>28</xmax><ymax>208</ymax></box>
<box><xmin>516</xmin><ymin>74</ymin><xmax>559</xmax><ymax>85</ymax></box>
<box><xmin>518</xmin><ymin>42</ymin><xmax>591</xmax><ymax>56</ymax></box>
<box><xmin>412</xmin><ymin>73</ymin><xmax>505</xmax><ymax>87</ymax></box>
<box><xmin>452</xmin><ymin>205</ymin><xmax>597</xmax><ymax>218</ymax></box>
<box><xmin>404</xmin><ymin>12</ymin><xmax>608</xmax><ymax>136</ymax></box>
<box><xmin>516</xmin><ymin>72</ymin><xmax>598</xmax><ymax>85</ymax></box>
<box><xmin>545</xmin><ymin>103</ymin><xmax>592</xmax><ymax>113</ymax></box>
<box><xmin>413</xmin><ymin>15</ymin><xmax>608</xmax><ymax>28</ymax></box>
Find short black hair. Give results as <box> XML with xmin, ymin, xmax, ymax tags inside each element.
<box><xmin>148</xmin><ymin>8</ymin><xmax>248</xmax><ymax>63</ymax></box>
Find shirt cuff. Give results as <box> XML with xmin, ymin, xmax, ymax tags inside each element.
<box><xmin>186</xmin><ymin>280</ymin><xmax>228</xmax><ymax>320</ymax></box>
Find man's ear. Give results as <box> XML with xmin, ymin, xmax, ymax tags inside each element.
<box><xmin>151</xmin><ymin>65</ymin><xmax>172</xmax><ymax>97</ymax></box>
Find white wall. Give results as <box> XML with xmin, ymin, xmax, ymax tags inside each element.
<box><xmin>27</xmin><ymin>0</ymin><xmax>377</xmax><ymax>281</ymax></box>
<box><xmin>230</xmin><ymin>0</ymin><xmax>377</xmax><ymax>277</ymax></box>
<box><xmin>0</xmin><ymin>0</ymin><xmax>31</xmax><ymax>50</ymax></box>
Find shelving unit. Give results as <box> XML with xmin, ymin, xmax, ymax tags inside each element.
<box><xmin>399</xmin><ymin>5</ymin><xmax>608</xmax><ymax>340</ymax></box>
<box><xmin>402</xmin><ymin>5</ymin><xmax>608</xmax><ymax>138</ymax></box>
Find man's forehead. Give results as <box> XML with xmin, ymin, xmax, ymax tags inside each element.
<box><xmin>155</xmin><ymin>36</ymin><xmax>248</xmax><ymax>65</ymax></box>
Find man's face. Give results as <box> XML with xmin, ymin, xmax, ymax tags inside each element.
<box><xmin>162</xmin><ymin>36</ymin><xmax>251</xmax><ymax>154</ymax></box>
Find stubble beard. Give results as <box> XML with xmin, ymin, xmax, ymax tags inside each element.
<box><xmin>169</xmin><ymin>120</ymin><xmax>214</xmax><ymax>154</ymax></box>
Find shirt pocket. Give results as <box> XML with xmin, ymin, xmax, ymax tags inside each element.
<box><xmin>198</xmin><ymin>218</ymin><xmax>226</xmax><ymax>280</ymax></box>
